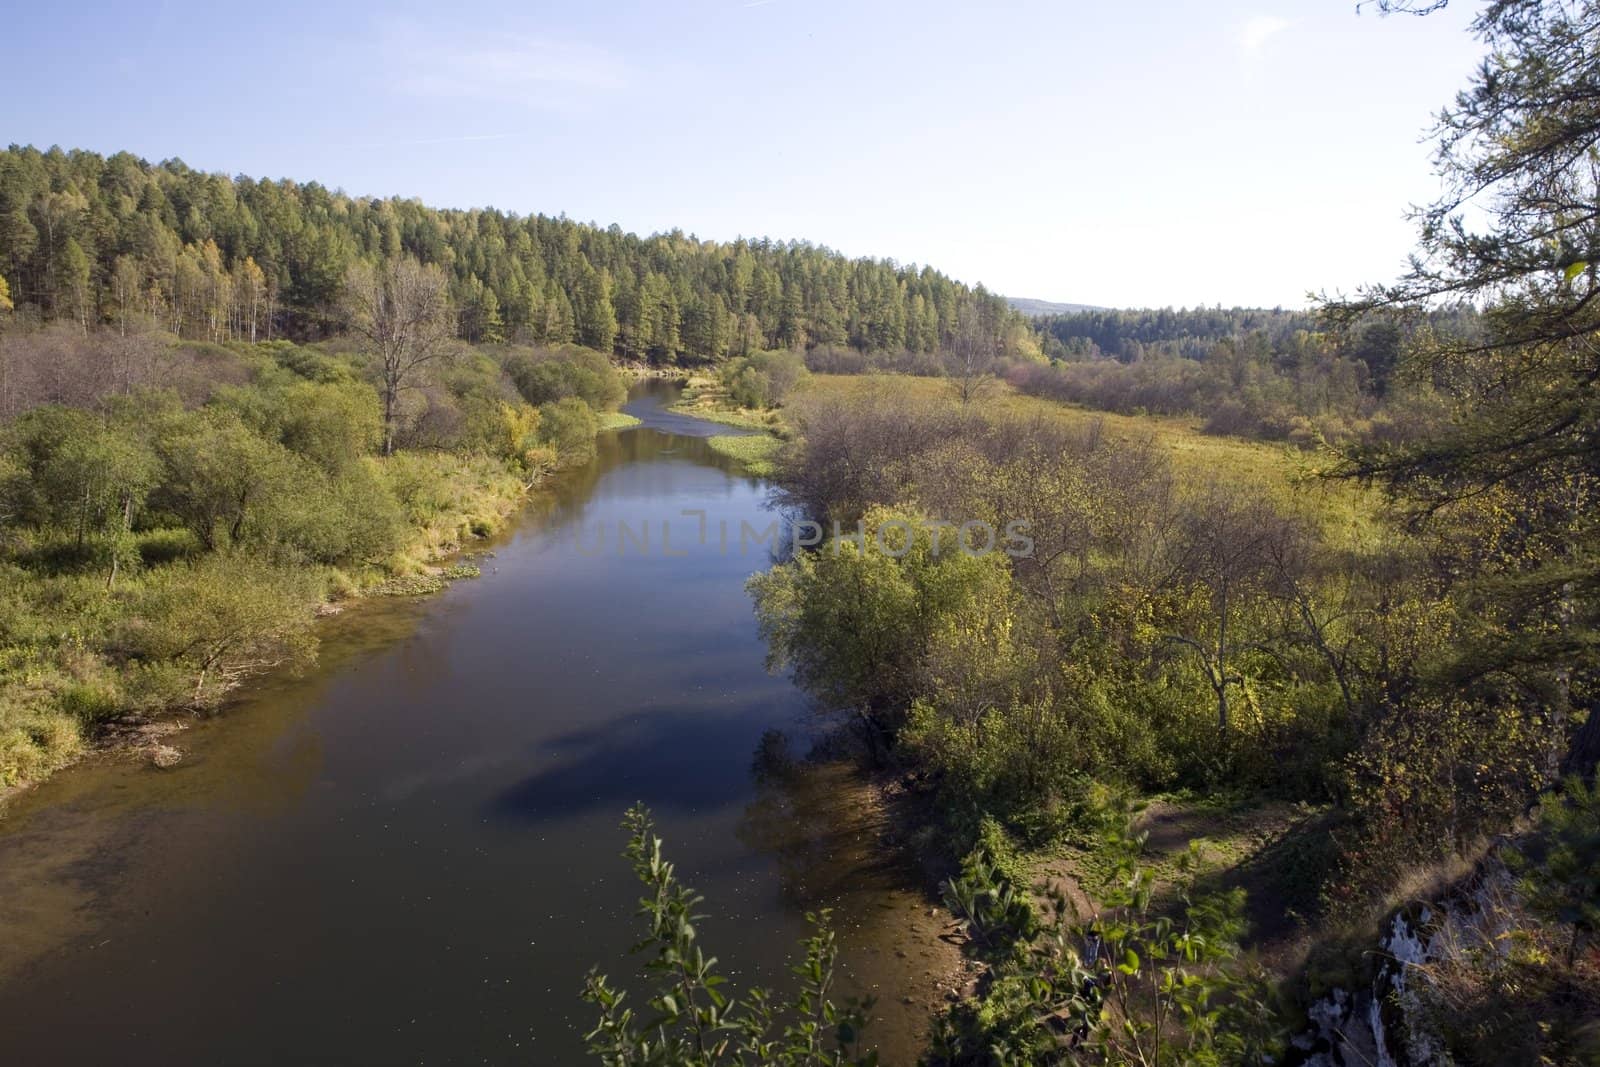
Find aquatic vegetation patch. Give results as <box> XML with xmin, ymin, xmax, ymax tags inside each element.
<box><xmin>707</xmin><ymin>433</ymin><xmax>781</xmax><ymax>476</ymax></box>
<box><xmin>372</xmin><ymin>573</ymin><xmax>448</xmax><ymax>597</ymax></box>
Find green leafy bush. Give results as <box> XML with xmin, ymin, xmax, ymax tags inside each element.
<box><xmin>928</xmin><ymin>801</ymin><xmax>1281</xmax><ymax>1066</ymax></box>
<box><xmin>720</xmin><ymin>350</ymin><xmax>809</xmax><ymax>410</ymax></box>
<box><xmin>1511</xmin><ymin>777</ymin><xmax>1600</xmax><ymax>963</ymax></box>
<box><xmin>506</xmin><ymin>346</ymin><xmax>626</xmax><ymax>411</ymax></box>
<box><xmin>538</xmin><ymin>396</ymin><xmax>600</xmax><ymax>469</ymax></box>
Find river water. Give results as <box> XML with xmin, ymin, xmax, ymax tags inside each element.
<box><xmin>0</xmin><ymin>381</ymin><xmax>949</xmax><ymax>1065</ymax></box>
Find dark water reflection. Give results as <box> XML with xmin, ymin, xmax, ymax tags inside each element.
<box><xmin>0</xmin><ymin>381</ymin><xmax>937</xmax><ymax>1065</ymax></box>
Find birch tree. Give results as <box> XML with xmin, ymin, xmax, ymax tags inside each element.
<box><xmin>341</xmin><ymin>255</ymin><xmax>452</xmax><ymax>455</ymax></box>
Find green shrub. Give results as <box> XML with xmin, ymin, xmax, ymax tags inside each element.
<box><xmin>130</xmin><ymin>555</ymin><xmax>320</xmax><ymax>703</ymax></box>
<box><xmin>903</xmin><ymin>699</ymin><xmax>1092</xmax><ymax>844</ymax></box>
<box><xmin>264</xmin><ymin>340</ymin><xmax>354</xmax><ymax>384</ymax></box>
<box><xmin>505</xmin><ymin>346</ymin><xmax>625</xmax><ymax>411</ymax></box>
<box><xmin>927</xmin><ymin>801</ymin><xmax>1282</xmax><ymax>1066</ymax></box>
<box><xmin>56</xmin><ymin>679</ymin><xmax>120</xmax><ymax>724</ymax></box>
<box><xmin>537</xmin><ymin>396</ymin><xmax>599</xmax><ymax>469</ymax></box>
<box><xmin>1510</xmin><ymin>777</ymin><xmax>1600</xmax><ymax>962</ymax></box>
<box><xmin>137</xmin><ymin>528</ymin><xmax>200</xmax><ymax>566</ymax></box>
<box><xmin>941</xmin><ymin>844</ymin><xmax>1037</xmax><ymax>965</ymax></box>
<box><xmin>0</xmin><ymin>703</ymin><xmax>83</xmax><ymax>788</ymax></box>
<box><xmin>749</xmin><ymin>506</ymin><xmax>1017</xmax><ymax>742</ymax></box>
<box><xmin>720</xmin><ymin>350</ymin><xmax>809</xmax><ymax>409</ymax></box>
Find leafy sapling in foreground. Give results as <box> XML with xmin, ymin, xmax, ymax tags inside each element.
<box><xmin>941</xmin><ymin>846</ymin><xmax>1036</xmax><ymax>967</ymax></box>
<box><xmin>1509</xmin><ymin>776</ymin><xmax>1600</xmax><ymax>966</ymax></box>
<box><xmin>582</xmin><ymin>804</ymin><xmax>877</xmax><ymax>1067</ymax></box>
<box><xmin>928</xmin><ymin>799</ymin><xmax>1281</xmax><ymax>1066</ymax></box>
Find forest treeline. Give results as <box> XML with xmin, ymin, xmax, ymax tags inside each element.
<box><xmin>0</xmin><ymin>144</ymin><xmax>1035</xmax><ymax>364</ymax></box>
<box><xmin>1006</xmin><ymin>304</ymin><xmax>1479</xmax><ymax>446</ymax></box>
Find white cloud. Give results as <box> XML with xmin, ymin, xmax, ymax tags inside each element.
<box><xmin>1238</xmin><ymin>16</ymin><xmax>1292</xmax><ymax>55</ymax></box>
<box><xmin>381</xmin><ymin>21</ymin><xmax>630</xmax><ymax>110</ymax></box>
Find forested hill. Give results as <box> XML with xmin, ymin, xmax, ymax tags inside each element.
<box><xmin>1033</xmin><ymin>303</ymin><xmax>1481</xmax><ymax>364</ymax></box>
<box><xmin>1036</xmin><ymin>307</ymin><xmax>1321</xmax><ymax>361</ymax></box>
<box><xmin>0</xmin><ymin>145</ymin><xmax>1029</xmax><ymax>362</ymax></box>
<box><xmin>1004</xmin><ymin>296</ymin><xmax>1103</xmax><ymax>317</ymax></box>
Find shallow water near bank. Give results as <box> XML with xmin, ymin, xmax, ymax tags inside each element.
<box><xmin>0</xmin><ymin>381</ymin><xmax>951</xmax><ymax>1065</ymax></box>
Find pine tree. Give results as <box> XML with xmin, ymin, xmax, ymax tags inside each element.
<box><xmin>1328</xmin><ymin>0</ymin><xmax>1600</xmax><ymax>780</ymax></box>
<box><xmin>479</xmin><ymin>286</ymin><xmax>504</xmax><ymax>344</ymax></box>
<box><xmin>539</xmin><ymin>277</ymin><xmax>575</xmax><ymax>344</ymax></box>
<box><xmin>574</xmin><ymin>262</ymin><xmax>617</xmax><ymax>353</ymax></box>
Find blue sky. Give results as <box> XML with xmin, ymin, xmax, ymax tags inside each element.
<box><xmin>3</xmin><ymin>0</ymin><xmax>1486</xmax><ymax>307</ymax></box>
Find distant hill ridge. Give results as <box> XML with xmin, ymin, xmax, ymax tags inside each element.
<box><xmin>1005</xmin><ymin>296</ymin><xmax>1107</xmax><ymax>317</ymax></box>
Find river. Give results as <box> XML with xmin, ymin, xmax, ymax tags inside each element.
<box><xmin>0</xmin><ymin>381</ymin><xmax>956</xmax><ymax>1065</ymax></box>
